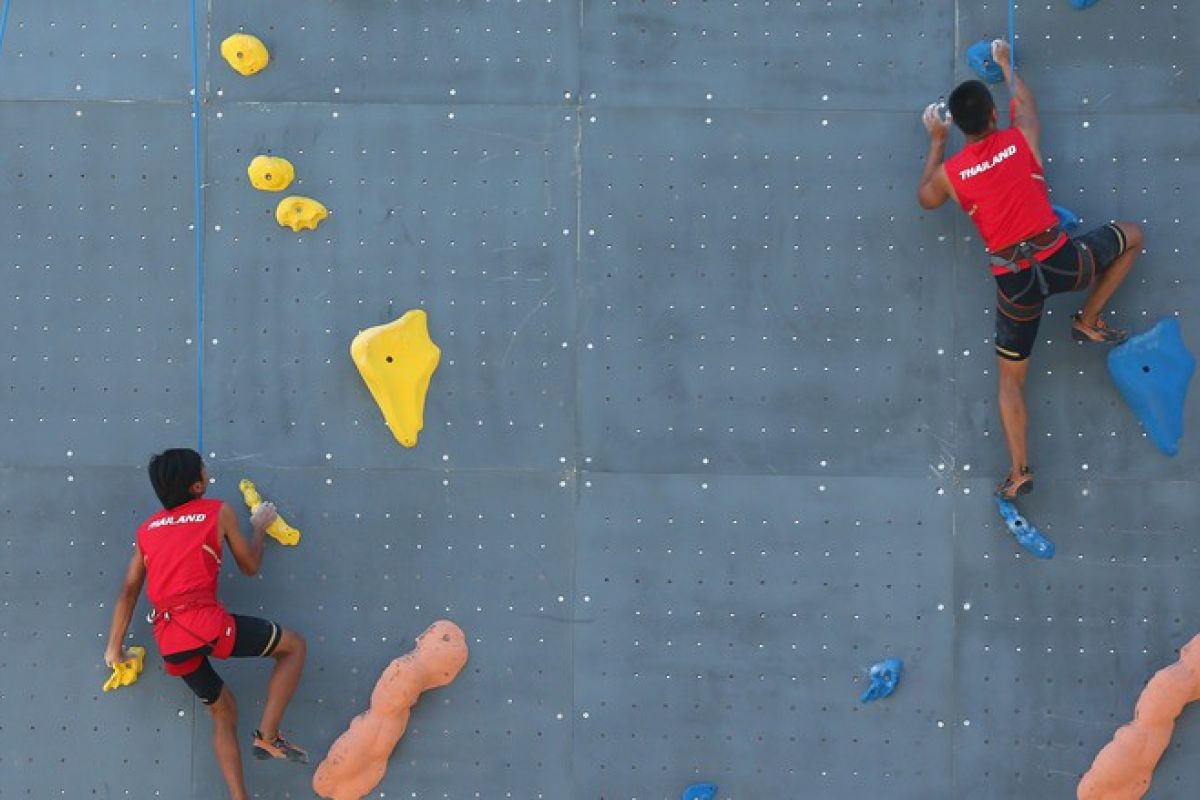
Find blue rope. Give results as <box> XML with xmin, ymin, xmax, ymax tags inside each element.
<box><xmin>1008</xmin><ymin>0</ymin><xmax>1016</xmax><ymax>62</ymax></box>
<box><xmin>188</xmin><ymin>0</ymin><xmax>205</xmax><ymax>453</ymax></box>
<box><xmin>0</xmin><ymin>0</ymin><xmax>11</xmax><ymax>61</ymax></box>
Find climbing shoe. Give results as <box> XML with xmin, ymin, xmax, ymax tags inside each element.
<box><xmin>996</xmin><ymin>466</ymin><xmax>1034</xmax><ymax>501</ymax></box>
<box><xmin>1072</xmin><ymin>313</ymin><xmax>1129</xmax><ymax>345</ymax></box>
<box><xmin>252</xmin><ymin>730</ymin><xmax>309</xmax><ymax>764</ymax></box>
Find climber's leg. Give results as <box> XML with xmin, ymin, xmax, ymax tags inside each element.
<box><xmin>209</xmin><ymin>686</ymin><xmax>249</xmax><ymax>800</ymax></box>
<box><xmin>1074</xmin><ymin>222</ymin><xmax>1143</xmax><ymax>337</ymax></box>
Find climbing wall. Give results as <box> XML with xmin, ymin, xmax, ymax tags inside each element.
<box><xmin>0</xmin><ymin>2</ymin><xmax>1197</xmax><ymax>799</ymax></box>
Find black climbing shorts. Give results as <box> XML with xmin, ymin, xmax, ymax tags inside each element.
<box><xmin>166</xmin><ymin>615</ymin><xmax>282</xmax><ymax>705</ymax></box>
<box><xmin>994</xmin><ymin>223</ymin><xmax>1130</xmax><ymax>361</ymax></box>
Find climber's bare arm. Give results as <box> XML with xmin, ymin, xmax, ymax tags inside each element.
<box><xmin>104</xmin><ymin>549</ymin><xmax>145</xmax><ymax>666</ymax></box>
<box><xmin>992</xmin><ymin>39</ymin><xmax>1042</xmax><ymax>162</ymax></box>
<box><xmin>918</xmin><ymin>104</ymin><xmax>956</xmax><ymax>209</ymax></box>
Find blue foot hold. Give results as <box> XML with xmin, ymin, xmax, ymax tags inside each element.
<box><xmin>683</xmin><ymin>783</ymin><xmax>717</xmax><ymax>800</ymax></box>
<box><xmin>966</xmin><ymin>39</ymin><xmax>1004</xmax><ymax>84</ymax></box>
<box><xmin>1068</xmin><ymin>0</ymin><xmax>1100</xmax><ymax>9</ymax></box>
<box><xmin>1052</xmin><ymin>204</ymin><xmax>1081</xmax><ymax>232</ymax></box>
<box><xmin>995</xmin><ymin>495</ymin><xmax>1055</xmax><ymax>559</ymax></box>
<box><xmin>860</xmin><ymin>658</ymin><xmax>903</xmax><ymax>703</ymax></box>
<box><xmin>1108</xmin><ymin>318</ymin><xmax>1196</xmax><ymax>457</ymax></box>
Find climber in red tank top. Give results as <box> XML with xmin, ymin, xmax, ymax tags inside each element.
<box><xmin>915</xmin><ymin>39</ymin><xmax>1143</xmax><ymax>501</ymax></box>
<box><xmin>104</xmin><ymin>449</ymin><xmax>309</xmax><ymax>800</ymax></box>
<box><xmin>137</xmin><ymin>495</ymin><xmax>236</xmax><ymax>673</ymax></box>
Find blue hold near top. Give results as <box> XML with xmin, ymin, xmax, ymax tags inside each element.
<box><xmin>1069</xmin><ymin>0</ymin><xmax>1100</xmax><ymax>9</ymax></box>
<box><xmin>966</xmin><ymin>39</ymin><xmax>1004</xmax><ymax>84</ymax></box>
<box><xmin>682</xmin><ymin>783</ymin><xmax>718</xmax><ymax>800</ymax></box>
<box><xmin>860</xmin><ymin>658</ymin><xmax>903</xmax><ymax>703</ymax></box>
<box><xmin>1107</xmin><ymin>318</ymin><xmax>1196</xmax><ymax>457</ymax></box>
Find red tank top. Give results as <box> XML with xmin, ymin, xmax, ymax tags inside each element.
<box><xmin>136</xmin><ymin>498</ymin><xmax>235</xmax><ymax>673</ymax></box>
<box><xmin>944</xmin><ymin>126</ymin><xmax>1063</xmax><ymax>275</ymax></box>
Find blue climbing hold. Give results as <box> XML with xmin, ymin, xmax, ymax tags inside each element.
<box><xmin>1107</xmin><ymin>318</ymin><xmax>1195</xmax><ymax>457</ymax></box>
<box><xmin>1052</xmin><ymin>204</ymin><xmax>1081</xmax><ymax>232</ymax></box>
<box><xmin>860</xmin><ymin>658</ymin><xmax>903</xmax><ymax>703</ymax></box>
<box><xmin>1069</xmin><ymin>0</ymin><xmax>1100</xmax><ymax>9</ymax></box>
<box><xmin>682</xmin><ymin>783</ymin><xmax>717</xmax><ymax>800</ymax></box>
<box><xmin>966</xmin><ymin>39</ymin><xmax>1004</xmax><ymax>84</ymax></box>
<box><xmin>995</xmin><ymin>495</ymin><xmax>1055</xmax><ymax>559</ymax></box>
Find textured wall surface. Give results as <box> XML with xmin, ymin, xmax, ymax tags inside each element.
<box><xmin>0</xmin><ymin>2</ymin><xmax>1197</xmax><ymax>798</ymax></box>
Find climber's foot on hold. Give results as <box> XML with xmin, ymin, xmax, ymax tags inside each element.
<box><xmin>252</xmin><ymin>730</ymin><xmax>309</xmax><ymax>764</ymax></box>
<box><xmin>996</xmin><ymin>466</ymin><xmax>1033</xmax><ymax>501</ymax></box>
<box><xmin>1072</xmin><ymin>312</ymin><xmax>1128</xmax><ymax>345</ymax></box>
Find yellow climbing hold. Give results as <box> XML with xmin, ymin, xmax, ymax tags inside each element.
<box><xmin>275</xmin><ymin>196</ymin><xmax>328</xmax><ymax>232</ymax></box>
<box><xmin>103</xmin><ymin>646</ymin><xmax>146</xmax><ymax>693</ymax></box>
<box><xmin>247</xmin><ymin>155</ymin><xmax>295</xmax><ymax>192</ymax></box>
<box><xmin>351</xmin><ymin>310</ymin><xmax>441</xmax><ymax>448</ymax></box>
<box><xmin>238</xmin><ymin>479</ymin><xmax>301</xmax><ymax>546</ymax></box>
<box><xmin>220</xmin><ymin>33</ymin><xmax>270</xmax><ymax>76</ymax></box>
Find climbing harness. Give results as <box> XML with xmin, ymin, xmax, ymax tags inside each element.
<box><xmin>991</xmin><ymin>226</ymin><xmax>1082</xmax><ymax>322</ymax></box>
<box><xmin>147</xmin><ymin>588</ymin><xmax>224</xmax><ymax>649</ymax></box>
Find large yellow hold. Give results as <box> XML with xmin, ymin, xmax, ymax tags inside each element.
<box><xmin>275</xmin><ymin>196</ymin><xmax>328</xmax><ymax>232</ymax></box>
<box><xmin>247</xmin><ymin>155</ymin><xmax>294</xmax><ymax>192</ymax></box>
<box><xmin>220</xmin><ymin>33</ymin><xmax>270</xmax><ymax>76</ymax></box>
<box><xmin>238</xmin><ymin>479</ymin><xmax>301</xmax><ymax>546</ymax></box>
<box><xmin>351</xmin><ymin>310</ymin><xmax>441</xmax><ymax>448</ymax></box>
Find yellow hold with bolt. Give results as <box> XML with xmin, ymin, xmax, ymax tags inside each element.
<box><xmin>275</xmin><ymin>196</ymin><xmax>328</xmax><ymax>232</ymax></box>
<box><xmin>247</xmin><ymin>156</ymin><xmax>295</xmax><ymax>192</ymax></box>
<box><xmin>220</xmin><ymin>33</ymin><xmax>270</xmax><ymax>76</ymax></box>
<box><xmin>351</xmin><ymin>310</ymin><xmax>442</xmax><ymax>448</ymax></box>
<box><xmin>238</xmin><ymin>479</ymin><xmax>301</xmax><ymax>546</ymax></box>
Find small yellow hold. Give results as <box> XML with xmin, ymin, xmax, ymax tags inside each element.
<box><xmin>275</xmin><ymin>196</ymin><xmax>328</xmax><ymax>232</ymax></box>
<box><xmin>247</xmin><ymin>155</ymin><xmax>295</xmax><ymax>192</ymax></box>
<box><xmin>351</xmin><ymin>310</ymin><xmax>441</xmax><ymax>448</ymax></box>
<box><xmin>220</xmin><ymin>33</ymin><xmax>270</xmax><ymax>76</ymax></box>
<box><xmin>238</xmin><ymin>479</ymin><xmax>301</xmax><ymax>546</ymax></box>
<box><xmin>103</xmin><ymin>646</ymin><xmax>146</xmax><ymax>693</ymax></box>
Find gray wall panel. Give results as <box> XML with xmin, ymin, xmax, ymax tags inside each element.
<box><xmin>0</xmin><ymin>1</ymin><xmax>194</xmax><ymax>101</ymax></box>
<box><xmin>579</xmin><ymin>107</ymin><xmax>958</xmax><ymax>476</ymax></box>
<box><xmin>582</xmin><ymin>0</ymin><xmax>955</xmax><ymax>111</ymax></box>
<box><xmin>575</xmin><ymin>473</ymin><xmax>955</xmax><ymax>799</ymax></box>
<box><xmin>202</xmin><ymin>102</ymin><xmax>578</xmax><ymax>470</ymax></box>
<box><xmin>1</xmin><ymin>2</ymin><xmax>1196</xmax><ymax>798</ymax></box>
<box><xmin>210</xmin><ymin>0</ymin><xmax>579</xmax><ymax>105</ymax></box>
<box><xmin>0</xmin><ymin>103</ymin><xmax>198</xmax><ymax>467</ymax></box>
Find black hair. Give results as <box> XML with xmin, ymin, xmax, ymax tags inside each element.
<box><xmin>948</xmin><ymin>80</ymin><xmax>997</xmax><ymax>136</ymax></box>
<box><xmin>148</xmin><ymin>448</ymin><xmax>204</xmax><ymax>509</ymax></box>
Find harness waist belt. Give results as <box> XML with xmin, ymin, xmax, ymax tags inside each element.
<box><xmin>148</xmin><ymin>588</ymin><xmax>220</xmax><ymax>624</ymax></box>
<box><xmin>989</xmin><ymin>225</ymin><xmax>1065</xmax><ymax>270</ymax></box>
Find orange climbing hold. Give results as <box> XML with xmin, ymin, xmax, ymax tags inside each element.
<box><xmin>220</xmin><ymin>33</ymin><xmax>270</xmax><ymax>77</ymax></box>
<box><xmin>350</xmin><ymin>309</ymin><xmax>441</xmax><ymax>448</ymax></box>
<box><xmin>275</xmin><ymin>196</ymin><xmax>328</xmax><ymax>232</ymax></box>
<box><xmin>1078</xmin><ymin>633</ymin><xmax>1200</xmax><ymax>799</ymax></box>
<box><xmin>312</xmin><ymin>620</ymin><xmax>469</xmax><ymax>800</ymax></box>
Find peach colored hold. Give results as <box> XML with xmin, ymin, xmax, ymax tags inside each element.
<box><xmin>1078</xmin><ymin>633</ymin><xmax>1200</xmax><ymax>800</ymax></box>
<box><xmin>312</xmin><ymin>620</ymin><xmax>469</xmax><ymax>800</ymax></box>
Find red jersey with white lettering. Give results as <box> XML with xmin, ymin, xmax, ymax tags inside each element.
<box><xmin>944</xmin><ymin>125</ymin><xmax>1063</xmax><ymax>275</ymax></box>
<box><xmin>136</xmin><ymin>498</ymin><xmax>236</xmax><ymax>675</ymax></box>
